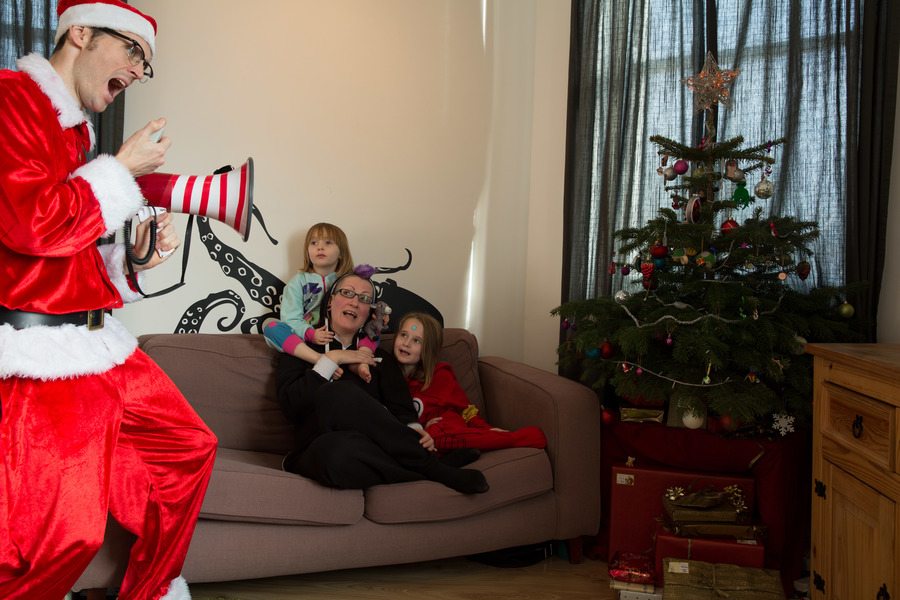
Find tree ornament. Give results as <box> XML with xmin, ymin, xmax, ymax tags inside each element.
<box><xmin>731</xmin><ymin>168</ymin><xmax>745</xmax><ymax>182</ymax></box>
<box><xmin>561</xmin><ymin>319</ymin><xmax>569</xmax><ymax>330</ymax></box>
<box><xmin>600</xmin><ymin>341</ymin><xmax>615</xmax><ymax>359</ymax></box>
<box><xmin>838</xmin><ymin>302</ymin><xmax>855</xmax><ymax>319</ymax></box>
<box><xmin>621</xmin><ymin>265</ymin><xmax>630</xmax><ymax>276</ymax></box>
<box><xmin>635</xmin><ymin>367</ymin><xmax>643</xmax><ymax>375</ymax></box>
<box><xmin>608</xmin><ymin>251</ymin><xmax>616</xmax><ymax>275</ymax></box>
<box><xmin>641</xmin><ymin>263</ymin><xmax>655</xmax><ymax>279</ymax></box>
<box><xmin>685</xmin><ymin>194</ymin><xmax>702</xmax><ymax>223</ymax></box>
<box><xmin>754</xmin><ymin>176</ymin><xmax>774</xmax><ymax>199</ymax></box>
<box><xmin>720</xmin><ymin>217</ymin><xmax>739</xmax><ymax>235</ymax></box>
<box><xmin>586</xmin><ymin>347</ymin><xmax>600</xmax><ymax>359</ymax></box>
<box><xmin>642</xmin><ymin>277</ymin><xmax>658</xmax><ymax>290</ymax></box>
<box><xmin>681</xmin><ymin>410</ymin><xmax>705</xmax><ymax>429</ymax></box>
<box><xmin>725</xmin><ymin>160</ymin><xmax>738</xmax><ymax>180</ymax></box>
<box><xmin>673</xmin><ymin>159</ymin><xmax>689</xmax><ymax>175</ymax></box>
<box><xmin>663</xmin><ymin>167</ymin><xmax>677</xmax><ymax>181</ymax></box>
<box><xmin>732</xmin><ymin>180</ymin><xmax>752</xmax><ymax>208</ymax></box>
<box><xmin>796</xmin><ymin>261</ymin><xmax>811</xmax><ymax>280</ymax></box>
<box><xmin>696</xmin><ymin>250</ymin><xmax>714</xmax><ymax>269</ymax></box>
<box><xmin>672</xmin><ymin>248</ymin><xmax>688</xmax><ymax>265</ymax></box>
<box><xmin>681</xmin><ymin>51</ymin><xmax>742</xmax><ymax>112</ymax></box>
<box><xmin>614</xmin><ymin>290</ymin><xmax>631</xmax><ymax>303</ymax></box>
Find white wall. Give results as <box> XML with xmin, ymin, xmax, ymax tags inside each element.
<box><xmin>119</xmin><ymin>0</ymin><xmax>570</xmax><ymax>370</ymax></box>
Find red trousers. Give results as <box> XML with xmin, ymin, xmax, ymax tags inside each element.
<box><xmin>0</xmin><ymin>349</ymin><xmax>217</xmax><ymax>600</ymax></box>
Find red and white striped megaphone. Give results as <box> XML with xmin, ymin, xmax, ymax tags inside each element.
<box><xmin>135</xmin><ymin>157</ymin><xmax>254</xmax><ymax>241</ymax></box>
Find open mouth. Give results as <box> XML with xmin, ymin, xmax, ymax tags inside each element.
<box><xmin>342</xmin><ymin>310</ymin><xmax>358</xmax><ymax>318</ymax></box>
<box><xmin>108</xmin><ymin>77</ymin><xmax>128</xmax><ymax>97</ymax></box>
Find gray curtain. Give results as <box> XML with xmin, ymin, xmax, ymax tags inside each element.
<box><xmin>1</xmin><ymin>0</ymin><xmax>126</xmax><ymax>157</ymax></box>
<box><xmin>563</xmin><ymin>0</ymin><xmax>899</xmax><ymax>341</ymax></box>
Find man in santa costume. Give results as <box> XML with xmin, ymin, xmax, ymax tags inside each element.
<box><xmin>0</xmin><ymin>1</ymin><xmax>217</xmax><ymax>599</ymax></box>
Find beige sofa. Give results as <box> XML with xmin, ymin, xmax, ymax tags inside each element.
<box><xmin>73</xmin><ymin>329</ymin><xmax>601</xmax><ymax>592</ymax></box>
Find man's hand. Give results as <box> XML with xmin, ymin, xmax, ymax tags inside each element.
<box><xmin>127</xmin><ymin>210</ymin><xmax>180</xmax><ymax>272</ymax></box>
<box><xmin>117</xmin><ymin>118</ymin><xmax>170</xmax><ymax>178</ymax></box>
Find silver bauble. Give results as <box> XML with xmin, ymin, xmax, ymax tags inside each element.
<box><xmin>615</xmin><ymin>290</ymin><xmax>631</xmax><ymax>304</ymax></box>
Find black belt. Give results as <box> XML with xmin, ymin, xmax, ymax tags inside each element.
<box><xmin>0</xmin><ymin>307</ymin><xmax>105</xmax><ymax>331</ymax></box>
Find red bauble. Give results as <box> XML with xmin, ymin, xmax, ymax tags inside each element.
<box><xmin>650</xmin><ymin>243</ymin><xmax>669</xmax><ymax>259</ymax></box>
<box><xmin>642</xmin><ymin>278</ymin><xmax>658</xmax><ymax>290</ymax></box>
<box><xmin>600</xmin><ymin>341</ymin><xmax>615</xmax><ymax>359</ymax></box>
<box><xmin>720</xmin><ymin>217</ymin><xmax>739</xmax><ymax>234</ymax></box>
<box><xmin>673</xmin><ymin>159</ymin><xmax>689</xmax><ymax>175</ymax></box>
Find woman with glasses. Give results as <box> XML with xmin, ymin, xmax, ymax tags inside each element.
<box><xmin>275</xmin><ymin>270</ymin><xmax>489</xmax><ymax>495</ymax></box>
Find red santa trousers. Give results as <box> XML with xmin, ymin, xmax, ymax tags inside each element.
<box><xmin>0</xmin><ymin>348</ymin><xmax>217</xmax><ymax>600</ymax></box>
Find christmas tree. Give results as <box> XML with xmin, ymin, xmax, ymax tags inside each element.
<box><xmin>553</xmin><ymin>53</ymin><xmax>862</xmax><ymax>436</ymax></box>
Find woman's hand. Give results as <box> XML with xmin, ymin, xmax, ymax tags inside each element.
<box><xmin>127</xmin><ymin>210</ymin><xmax>180</xmax><ymax>272</ymax></box>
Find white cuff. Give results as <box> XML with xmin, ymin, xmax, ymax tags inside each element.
<box><xmin>72</xmin><ymin>154</ymin><xmax>144</xmax><ymax>235</ymax></box>
<box><xmin>313</xmin><ymin>355</ymin><xmax>340</xmax><ymax>380</ymax></box>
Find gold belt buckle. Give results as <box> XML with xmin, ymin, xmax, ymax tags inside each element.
<box><xmin>87</xmin><ymin>309</ymin><xmax>105</xmax><ymax>331</ymax></box>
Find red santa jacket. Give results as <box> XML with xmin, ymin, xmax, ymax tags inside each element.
<box><xmin>0</xmin><ymin>54</ymin><xmax>147</xmax><ymax>380</ymax></box>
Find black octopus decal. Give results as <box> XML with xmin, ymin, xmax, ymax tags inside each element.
<box><xmin>173</xmin><ymin>209</ymin><xmax>443</xmax><ymax>334</ymax></box>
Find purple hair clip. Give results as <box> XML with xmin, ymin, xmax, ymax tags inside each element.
<box><xmin>353</xmin><ymin>264</ymin><xmax>378</xmax><ymax>279</ymax></box>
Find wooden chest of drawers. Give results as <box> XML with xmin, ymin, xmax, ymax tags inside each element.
<box><xmin>807</xmin><ymin>343</ymin><xmax>900</xmax><ymax>600</ymax></box>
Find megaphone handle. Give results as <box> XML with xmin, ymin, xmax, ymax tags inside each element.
<box><xmin>124</xmin><ymin>216</ymin><xmax>157</xmax><ymax>266</ymax></box>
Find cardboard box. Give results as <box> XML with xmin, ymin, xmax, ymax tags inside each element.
<box><xmin>653</xmin><ymin>523</ymin><xmax>765</xmax><ymax>587</ymax></box>
<box><xmin>608</xmin><ymin>464</ymin><xmax>755</xmax><ymax>558</ymax></box>
<box><xmin>618</xmin><ymin>588</ymin><xmax>663</xmax><ymax>600</ymax></box>
<box><xmin>662</xmin><ymin>558</ymin><xmax>784</xmax><ymax>599</ymax></box>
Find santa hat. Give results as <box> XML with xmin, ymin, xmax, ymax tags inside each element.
<box><xmin>55</xmin><ymin>0</ymin><xmax>157</xmax><ymax>57</ymax></box>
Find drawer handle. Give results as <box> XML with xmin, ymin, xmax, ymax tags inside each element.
<box><xmin>852</xmin><ymin>414</ymin><xmax>864</xmax><ymax>438</ymax></box>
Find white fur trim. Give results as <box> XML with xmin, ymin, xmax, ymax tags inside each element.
<box><xmin>0</xmin><ymin>315</ymin><xmax>137</xmax><ymax>380</ymax></box>
<box><xmin>97</xmin><ymin>243</ymin><xmax>145</xmax><ymax>303</ymax></box>
<box><xmin>72</xmin><ymin>155</ymin><xmax>144</xmax><ymax>235</ymax></box>
<box><xmin>56</xmin><ymin>2</ymin><xmax>155</xmax><ymax>57</ymax></box>
<box><xmin>159</xmin><ymin>576</ymin><xmax>190</xmax><ymax>600</ymax></box>
<box><xmin>16</xmin><ymin>53</ymin><xmax>94</xmax><ymax>143</ymax></box>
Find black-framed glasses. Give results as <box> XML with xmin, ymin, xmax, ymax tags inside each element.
<box><xmin>97</xmin><ymin>27</ymin><xmax>153</xmax><ymax>83</ymax></box>
<box><xmin>333</xmin><ymin>288</ymin><xmax>375</xmax><ymax>305</ymax></box>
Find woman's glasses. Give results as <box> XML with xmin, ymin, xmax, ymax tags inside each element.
<box><xmin>333</xmin><ymin>288</ymin><xmax>374</xmax><ymax>305</ymax></box>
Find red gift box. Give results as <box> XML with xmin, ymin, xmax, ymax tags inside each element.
<box><xmin>608</xmin><ymin>464</ymin><xmax>755</xmax><ymax>559</ymax></box>
<box><xmin>653</xmin><ymin>522</ymin><xmax>765</xmax><ymax>586</ymax></box>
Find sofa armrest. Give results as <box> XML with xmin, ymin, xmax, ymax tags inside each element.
<box><xmin>478</xmin><ymin>357</ymin><xmax>601</xmax><ymax>541</ymax></box>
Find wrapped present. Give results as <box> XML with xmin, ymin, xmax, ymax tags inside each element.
<box><xmin>608</xmin><ymin>551</ymin><xmax>655</xmax><ymax>584</ymax></box>
<box><xmin>663</xmin><ymin>484</ymin><xmax>750</xmax><ymax>524</ymax></box>
<box><xmin>671</xmin><ymin>521</ymin><xmax>767</xmax><ymax>540</ymax></box>
<box><xmin>609</xmin><ymin>465</ymin><xmax>755</xmax><ymax>559</ymax></box>
<box><xmin>662</xmin><ymin>558</ymin><xmax>784</xmax><ymax>599</ymax></box>
<box><xmin>620</xmin><ymin>406</ymin><xmax>665</xmax><ymax>423</ymax></box>
<box><xmin>653</xmin><ymin>522</ymin><xmax>764</xmax><ymax>587</ymax></box>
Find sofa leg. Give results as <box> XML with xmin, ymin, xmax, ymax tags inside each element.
<box><xmin>566</xmin><ymin>537</ymin><xmax>583</xmax><ymax>564</ymax></box>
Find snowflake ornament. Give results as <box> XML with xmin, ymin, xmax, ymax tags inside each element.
<box><xmin>682</xmin><ymin>51</ymin><xmax>741</xmax><ymax>112</ymax></box>
<box><xmin>772</xmin><ymin>413</ymin><xmax>795</xmax><ymax>436</ymax></box>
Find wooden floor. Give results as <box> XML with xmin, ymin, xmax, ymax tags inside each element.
<box><xmin>185</xmin><ymin>555</ymin><xmax>620</xmax><ymax>600</ymax></box>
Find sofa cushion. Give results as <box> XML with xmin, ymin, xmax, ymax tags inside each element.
<box><xmin>139</xmin><ymin>333</ymin><xmax>295</xmax><ymax>455</ymax></box>
<box><xmin>363</xmin><ymin>448</ymin><xmax>552</xmax><ymax>524</ymax></box>
<box><xmin>200</xmin><ymin>448</ymin><xmax>364</xmax><ymax>526</ymax></box>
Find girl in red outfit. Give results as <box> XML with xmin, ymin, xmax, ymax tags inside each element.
<box><xmin>394</xmin><ymin>313</ymin><xmax>547</xmax><ymax>454</ymax></box>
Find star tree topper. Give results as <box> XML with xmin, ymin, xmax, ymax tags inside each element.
<box><xmin>682</xmin><ymin>51</ymin><xmax>741</xmax><ymax>112</ymax></box>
